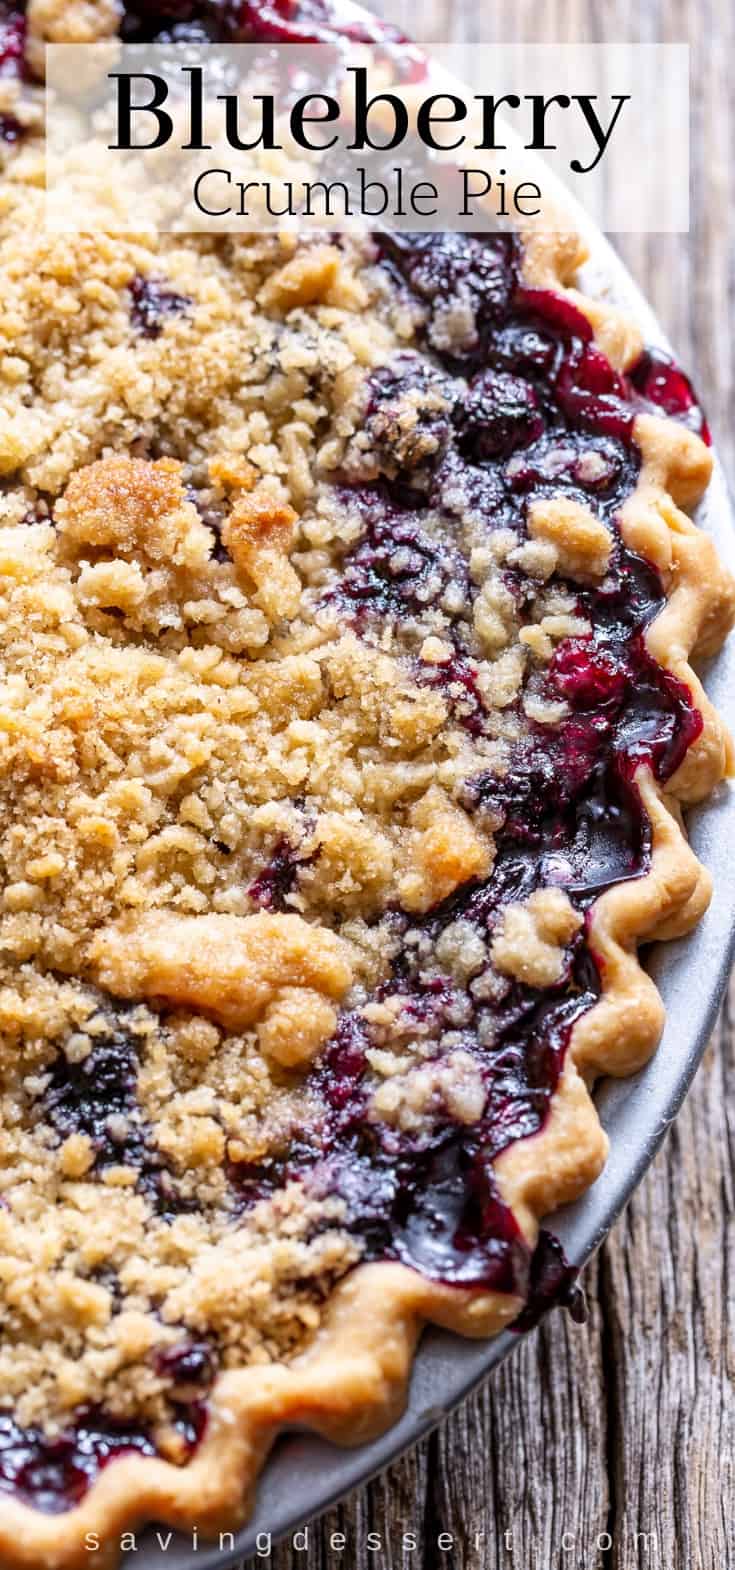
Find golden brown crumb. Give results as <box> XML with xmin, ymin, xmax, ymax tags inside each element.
<box><xmin>528</xmin><ymin>496</ymin><xmax>613</xmax><ymax>580</ymax></box>
<box><xmin>89</xmin><ymin>910</ymin><xmax>354</xmax><ymax>1032</ymax></box>
<box><xmin>222</xmin><ymin>488</ymin><xmax>301</xmax><ymax>618</ymax></box>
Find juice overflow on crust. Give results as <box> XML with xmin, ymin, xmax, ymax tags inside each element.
<box><xmin>0</xmin><ymin>0</ymin><xmax>719</xmax><ymax>1519</ymax></box>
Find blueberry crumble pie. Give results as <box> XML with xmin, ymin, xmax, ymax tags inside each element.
<box><xmin>0</xmin><ymin>1</ymin><xmax>734</xmax><ymax>1563</ymax></box>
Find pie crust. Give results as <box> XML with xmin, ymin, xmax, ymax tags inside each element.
<box><xmin>0</xmin><ymin>5</ymin><xmax>734</xmax><ymax>1567</ymax></box>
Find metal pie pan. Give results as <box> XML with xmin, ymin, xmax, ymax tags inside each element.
<box><xmin>120</xmin><ymin>72</ymin><xmax>735</xmax><ymax>1570</ymax></box>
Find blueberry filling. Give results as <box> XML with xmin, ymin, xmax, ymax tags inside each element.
<box><xmin>129</xmin><ymin>274</ymin><xmax>192</xmax><ymax>339</ymax></box>
<box><xmin>418</xmin><ymin>649</ymin><xmax>487</xmax><ymax>736</ymax></box>
<box><xmin>118</xmin><ymin>0</ymin><xmax>414</xmax><ymax>60</ymax></box>
<box><xmin>0</xmin><ymin>0</ymin><xmax>26</xmax><ymax>144</ymax></box>
<box><xmin>44</xmin><ymin>1010</ymin><xmax>142</xmax><ymax>1157</ymax></box>
<box><xmin>154</xmin><ymin>1340</ymin><xmax>217</xmax><ymax>1396</ymax></box>
<box><xmin>238</xmin><ymin>0</ymin><xmax>394</xmax><ymax>46</ymax></box>
<box><xmin>120</xmin><ymin>0</ymin><xmax>245</xmax><ymax>44</ymax></box>
<box><xmin>453</xmin><ymin>368</ymin><xmax>544</xmax><ymax>461</ymax></box>
<box><xmin>301</xmin><ymin>960</ymin><xmax>599</xmax><ymax>1298</ymax></box>
<box><xmin>464</xmin><ymin>545</ymin><xmax>702</xmax><ymax>860</ymax></box>
<box><xmin>0</xmin><ymin>112</ymin><xmax>22</xmax><ymax>142</ymax></box>
<box><xmin>307</xmin><ymin>232</ymin><xmax>705</xmax><ymax>1306</ymax></box>
<box><xmin>512</xmin><ymin>1229</ymin><xmax>587</xmax><ymax>1331</ymax></box>
<box><xmin>378</xmin><ymin>233</ymin><xmax>518</xmax><ymax>368</ymax></box>
<box><xmin>42</xmin><ymin>1008</ymin><xmax>195</xmax><ymax>1219</ymax></box>
<box><xmin>628</xmin><ymin>346</ymin><xmax>710</xmax><ymax>444</ymax></box>
<box><xmin>118</xmin><ymin>0</ymin><xmax>322</xmax><ymax>45</ymax></box>
<box><xmin>0</xmin><ymin>2</ymin><xmax>26</xmax><ymax>80</ymax></box>
<box><xmin>0</xmin><ymin>1407</ymin><xmax>206</xmax><ymax>1514</ymax></box>
<box><xmin>247</xmin><ymin>835</ymin><xmax>315</xmax><ymax>910</ymax></box>
<box><xmin>362</xmin><ymin>355</ymin><xmax>456</xmax><ymax>480</ymax></box>
<box><xmin>328</xmin><ymin>486</ymin><xmax>469</xmax><ymax>629</ymax></box>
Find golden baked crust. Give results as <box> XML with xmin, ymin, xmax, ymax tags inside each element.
<box><xmin>0</xmin><ymin>8</ymin><xmax>734</xmax><ymax>1567</ymax></box>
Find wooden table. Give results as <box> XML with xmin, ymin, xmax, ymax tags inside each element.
<box><xmin>243</xmin><ymin>1</ymin><xmax>735</xmax><ymax>1562</ymax></box>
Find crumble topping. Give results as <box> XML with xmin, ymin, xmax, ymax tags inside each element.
<box><xmin>490</xmin><ymin>888</ymin><xmax>583</xmax><ymax>989</ymax></box>
<box><xmin>527</xmin><ymin>495</ymin><xmax>613</xmax><ymax>580</ymax></box>
<box><xmin>0</xmin><ymin>202</ymin><xmax>521</xmax><ymax>1434</ymax></box>
<box><xmin>90</xmin><ymin>910</ymin><xmax>354</xmax><ymax>1044</ymax></box>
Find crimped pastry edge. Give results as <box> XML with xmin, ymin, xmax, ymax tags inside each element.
<box><xmin>3</xmin><ymin>244</ymin><xmax>735</xmax><ymax>1570</ymax></box>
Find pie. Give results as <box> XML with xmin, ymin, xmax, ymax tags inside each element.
<box><xmin>0</xmin><ymin>1</ymin><xmax>733</xmax><ymax>1565</ymax></box>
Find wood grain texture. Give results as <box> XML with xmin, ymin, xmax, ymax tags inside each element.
<box><xmin>242</xmin><ymin>1</ymin><xmax>735</xmax><ymax>1563</ymax></box>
